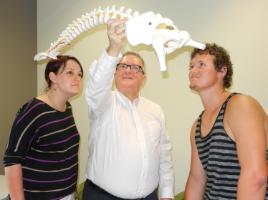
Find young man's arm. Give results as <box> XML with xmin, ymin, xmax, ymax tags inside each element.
<box><xmin>184</xmin><ymin>121</ymin><xmax>206</xmax><ymax>200</ymax></box>
<box><xmin>226</xmin><ymin>95</ymin><xmax>267</xmax><ymax>200</ymax></box>
<box><xmin>5</xmin><ymin>164</ymin><xmax>25</xmax><ymax>200</ymax></box>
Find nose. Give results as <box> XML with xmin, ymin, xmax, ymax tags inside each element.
<box><xmin>189</xmin><ymin>65</ymin><xmax>198</xmax><ymax>73</ymax></box>
<box><xmin>74</xmin><ymin>74</ymin><xmax>82</xmax><ymax>82</ymax></box>
<box><xmin>126</xmin><ymin>65</ymin><xmax>132</xmax><ymax>70</ymax></box>
<box><xmin>189</xmin><ymin>66</ymin><xmax>199</xmax><ymax>78</ymax></box>
<box><xmin>124</xmin><ymin>65</ymin><xmax>133</xmax><ymax>73</ymax></box>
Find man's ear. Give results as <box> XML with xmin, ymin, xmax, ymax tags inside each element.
<box><xmin>218</xmin><ymin>66</ymin><xmax>227</xmax><ymax>78</ymax></box>
<box><xmin>141</xmin><ymin>74</ymin><xmax>147</xmax><ymax>87</ymax></box>
<box><xmin>48</xmin><ymin>72</ymin><xmax>57</xmax><ymax>84</ymax></box>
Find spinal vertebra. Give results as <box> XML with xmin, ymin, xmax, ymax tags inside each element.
<box><xmin>34</xmin><ymin>5</ymin><xmax>205</xmax><ymax>71</ymax></box>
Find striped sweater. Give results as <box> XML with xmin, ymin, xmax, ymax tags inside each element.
<box><xmin>3</xmin><ymin>98</ymin><xmax>80</xmax><ymax>200</ymax></box>
<box><xmin>195</xmin><ymin>93</ymin><xmax>268</xmax><ymax>200</ymax></box>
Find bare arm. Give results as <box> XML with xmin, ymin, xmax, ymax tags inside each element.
<box><xmin>184</xmin><ymin>121</ymin><xmax>206</xmax><ymax>200</ymax></box>
<box><xmin>226</xmin><ymin>95</ymin><xmax>267</xmax><ymax>200</ymax></box>
<box><xmin>5</xmin><ymin>164</ymin><xmax>25</xmax><ymax>200</ymax></box>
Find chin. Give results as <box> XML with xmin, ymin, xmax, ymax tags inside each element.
<box><xmin>69</xmin><ymin>90</ymin><xmax>80</xmax><ymax>97</ymax></box>
<box><xmin>189</xmin><ymin>84</ymin><xmax>195</xmax><ymax>89</ymax></box>
<box><xmin>189</xmin><ymin>84</ymin><xmax>199</xmax><ymax>91</ymax></box>
<box><xmin>121</xmin><ymin>81</ymin><xmax>135</xmax><ymax>86</ymax></box>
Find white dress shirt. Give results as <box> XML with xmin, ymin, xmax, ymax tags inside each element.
<box><xmin>60</xmin><ymin>193</ymin><xmax>74</xmax><ymax>200</ymax></box>
<box><xmin>85</xmin><ymin>50</ymin><xmax>174</xmax><ymax>199</ymax></box>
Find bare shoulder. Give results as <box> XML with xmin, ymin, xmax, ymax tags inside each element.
<box><xmin>190</xmin><ymin>119</ymin><xmax>198</xmax><ymax>140</ymax></box>
<box><xmin>227</xmin><ymin>94</ymin><xmax>266</xmax><ymax>117</ymax></box>
<box><xmin>225</xmin><ymin>94</ymin><xmax>267</xmax><ymax>133</ymax></box>
<box><xmin>265</xmin><ymin>114</ymin><xmax>268</xmax><ymax>132</ymax></box>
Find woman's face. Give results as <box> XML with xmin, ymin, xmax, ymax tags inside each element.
<box><xmin>51</xmin><ymin>59</ymin><xmax>83</xmax><ymax>98</ymax></box>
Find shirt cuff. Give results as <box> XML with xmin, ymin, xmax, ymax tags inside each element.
<box><xmin>159</xmin><ymin>186</ymin><xmax>174</xmax><ymax>199</ymax></box>
<box><xmin>104</xmin><ymin>49</ymin><xmax>122</xmax><ymax>59</ymax></box>
<box><xmin>101</xmin><ymin>49</ymin><xmax>122</xmax><ymax>70</ymax></box>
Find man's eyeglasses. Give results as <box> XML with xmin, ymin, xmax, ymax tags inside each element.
<box><xmin>116</xmin><ymin>63</ymin><xmax>144</xmax><ymax>74</ymax></box>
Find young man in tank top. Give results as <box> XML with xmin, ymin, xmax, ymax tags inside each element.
<box><xmin>184</xmin><ymin>43</ymin><xmax>268</xmax><ymax>200</ymax></box>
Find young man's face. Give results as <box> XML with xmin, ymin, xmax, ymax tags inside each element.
<box><xmin>188</xmin><ymin>53</ymin><xmax>222</xmax><ymax>92</ymax></box>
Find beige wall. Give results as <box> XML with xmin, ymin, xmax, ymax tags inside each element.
<box><xmin>37</xmin><ymin>0</ymin><xmax>268</xmax><ymax>194</ymax></box>
<box><xmin>0</xmin><ymin>1</ymin><xmax>37</xmax><ymax>174</ymax></box>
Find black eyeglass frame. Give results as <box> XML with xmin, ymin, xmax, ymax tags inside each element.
<box><xmin>116</xmin><ymin>63</ymin><xmax>145</xmax><ymax>74</ymax></box>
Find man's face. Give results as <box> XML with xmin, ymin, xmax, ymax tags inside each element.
<box><xmin>188</xmin><ymin>53</ymin><xmax>221</xmax><ymax>92</ymax></box>
<box><xmin>115</xmin><ymin>54</ymin><xmax>145</xmax><ymax>92</ymax></box>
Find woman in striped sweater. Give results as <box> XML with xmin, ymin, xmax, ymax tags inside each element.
<box><xmin>3</xmin><ymin>55</ymin><xmax>83</xmax><ymax>200</ymax></box>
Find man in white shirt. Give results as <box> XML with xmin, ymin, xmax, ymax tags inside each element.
<box><xmin>83</xmin><ymin>19</ymin><xmax>174</xmax><ymax>200</ymax></box>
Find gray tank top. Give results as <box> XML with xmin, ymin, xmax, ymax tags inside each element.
<box><xmin>195</xmin><ymin>93</ymin><xmax>268</xmax><ymax>199</ymax></box>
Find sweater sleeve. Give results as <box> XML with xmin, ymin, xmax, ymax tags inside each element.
<box><xmin>3</xmin><ymin>99</ymin><xmax>41</xmax><ymax>167</ymax></box>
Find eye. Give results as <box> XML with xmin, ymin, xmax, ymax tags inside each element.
<box><xmin>121</xmin><ymin>64</ymin><xmax>128</xmax><ymax>69</ymax></box>
<box><xmin>65</xmin><ymin>70</ymin><xmax>74</xmax><ymax>76</ymax></box>
<box><xmin>189</xmin><ymin>65</ymin><xmax>193</xmax><ymax>70</ymax></box>
<box><xmin>132</xmin><ymin>65</ymin><xmax>139</xmax><ymax>70</ymax></box>
<box><xmin>199</xmin><ymin>62</ymin><xmax>206</xmax><ymax>67</ymax></box>
<box><xmin>148</xmin><ymin>22</ymin><xmax>152</xmax><ymax>25</ymax></box>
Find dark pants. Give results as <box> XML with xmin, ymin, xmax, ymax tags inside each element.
<box><xmin>82</xmin><ymin>179</ymin><xmax>158</xmax><ymax>200</ymax></box>
<box><xmin>1</xmin><ymin>195</ymin><xmax>11</xmax><ymax>200</ymax></box>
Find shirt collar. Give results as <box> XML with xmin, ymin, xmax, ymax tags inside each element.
<box><xmin>116</xmin><ymin>90</ymin><xmax>141</xmax><ymax>107</ymax></box>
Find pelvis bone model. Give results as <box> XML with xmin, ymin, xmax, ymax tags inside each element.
<box><xmin>34</xmin><ymin>5</ymin><xmax>205</xmax><ymax>71</ymax></box>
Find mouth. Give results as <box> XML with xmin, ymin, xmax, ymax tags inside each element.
<box><xmin>71</xmin><ymin>83</ymin><xmax>80</xmax><ymax>87</ymax></box>
<box><xmin>190</xmin><ymin>76</ymin><xmax>197</xmax><ymax>80</ymax></box>
<box><xmin>189</xmin><ymin>74</ymin><xmax>199</xmax><ymax>79</ymax></box>
<box><xmin>122</xmin><ymin>76</ymin><xmax>134</xmax><ymax>80</ymax></box>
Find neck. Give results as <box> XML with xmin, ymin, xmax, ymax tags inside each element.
<box><xmin>119</xmin><ymin>89</ymin><xmax>139</xmax><ymax>102</ymax></box>
<box><xmin>200</xmin><ymin>88</ymin><xmax>230</xmax><ymax>112</ymax></box>
<box><xmin>46</xmin><ymin>90</ymin><xmax>68</xmax><ymax>112</ymax></box>
<box><xmin>117</xmin><ymin>85</ymin><xmax>140</xmax><ymax>102</ymax></box>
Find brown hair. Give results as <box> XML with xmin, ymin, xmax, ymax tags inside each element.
<box><xmin>45</xmin><ymin>55</ymin><xmax>83</xmax><ymax>89</ymax></box>
<box><xmin>121</xmin><ymin>51</ymin><xmax>145</xmax><ymax>67</ymax></box>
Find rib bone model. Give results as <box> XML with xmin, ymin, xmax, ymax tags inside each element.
<box><xmin>34</xmin><ymin>5</ymin><xmax>205</xmax><ymax>71</ymax></box>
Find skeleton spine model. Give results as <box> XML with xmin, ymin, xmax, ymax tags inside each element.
<box><xmin>34</xmin><ymin>5</ymin><xmax>205</xmax><ymax>71</ymax></box>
